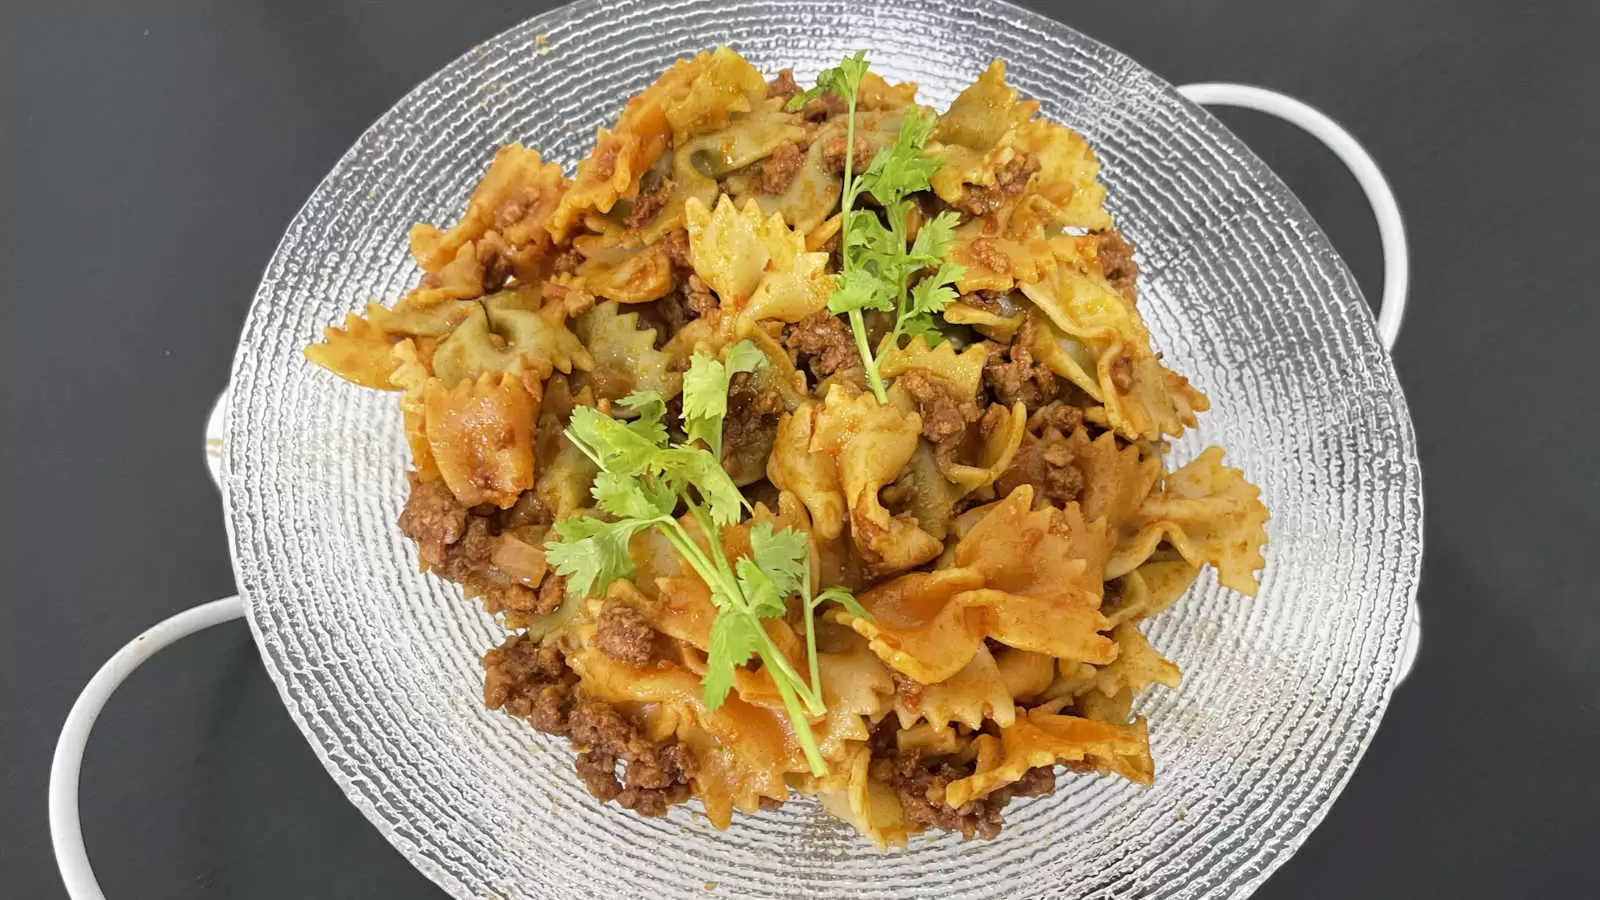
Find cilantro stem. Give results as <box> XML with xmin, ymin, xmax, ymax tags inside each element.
<box><xmin>659</xmin><ymin>518</ymin><xmax>738</xmax><ymax>606</ymax></box>
<box><xmin>660</xmin><ymin>514</ymin><xmax>826</xmax><ymax>747</ymax></box>
<box><xmin>849</xmin><ymin>308</ymin><xmax>888</xmax><ymax>403</ymax></box>
<box><xmin>665</xmin><ymin>510</ymin><xmax>824</xmax><ymax>714</ymax></box>
<box><xmin>874</xmin><ymin>293</ymin><xmax>909</xmax><ymax>371</ymax></box>
<box><xmin>688</xmin><ymin>504</ymin><xmax>735</xmax><ymax>588</ymax></box>
<box><xmin>802</xmin><ymin>563</ymin><xmax>821</xmax><ymax>706</ymax></box>
<box><xmin>830</xmin><ymin>65</ymin><xmax>890</xmax><ymax>406</ymax></box>
<box><xmin>758</xmin><ymin>622</ymin><xmax>825</xmax><ymax>715</ymax></box>
<box><xmin>839</xmin><ymin>83</ymin><xmax>859</xmax><ymax>260</ymax></box>
<box><xmin>770</xmin><ymin>660</ymin><xmax>828</xmax><ymax>776</ymax></box>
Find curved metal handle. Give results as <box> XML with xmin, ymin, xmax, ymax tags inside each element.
<box><xmin>52</xmin><ymin>389</ymin><xmax>244</xmax><ymax>898</ymax></box>
<box><xmin>1178</xmin><ymin>83</ymin><xmax>1409</xmax><ymax>350</ymax></box>
<box><xmin>204</xmin><ymin>384</ymin><xmax>228</xmax><ymax>490</ymax></box>
<box><xmin>50</xmin><ymin>596</ymin><xmax>247</xmax><ymax>900</ymax></box>
<box><xmin>1181</xmin><ymin>82</ymin><xmax>1419</xmax><ymax>683</ymax></box>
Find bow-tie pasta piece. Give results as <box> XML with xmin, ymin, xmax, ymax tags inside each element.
<box><xmin>1108</xmin><ymin>446</ymin><xmax>1270</xmax><ymax>595</ymax></box>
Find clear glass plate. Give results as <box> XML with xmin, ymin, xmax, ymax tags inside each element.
<box><xmin>221</xmin><ymin>1</ymin><xmax>1422</xmax><ymax>897</ymax></box>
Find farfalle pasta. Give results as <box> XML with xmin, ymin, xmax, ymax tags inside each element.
<box><xmin>304</xmin><ymin>47</ymin><xmax>1269</xmax><ymax>848</ymax></box>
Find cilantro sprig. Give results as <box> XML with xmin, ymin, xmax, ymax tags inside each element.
<box><xmin>682</xmin><ymin>339</ymin><xmax>766</xmax><ymax>458</ymax></box>
<box><xmin>544</xmin><ymin>341</ymin><xmax>862</xmax><ymax>776</ymax></box>
<box><xmin>797</xmin><ymin>52</ymin><xmax>966</xmax><ymax>403</ymax></box>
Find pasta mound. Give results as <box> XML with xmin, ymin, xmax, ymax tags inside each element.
<box><xmin>305</xmin><ymin>48</ymin><xmax>1269</xmax><ymax>848</ymax></box>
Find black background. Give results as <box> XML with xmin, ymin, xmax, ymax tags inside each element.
<box><xmin>4</xmin><ymin>1</ymin><xmax>1597</xmax><ymax>897</ymax></box>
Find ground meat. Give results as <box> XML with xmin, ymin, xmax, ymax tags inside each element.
<box><xmin>956</xmin><ymin>290</ymin><xmax>1006</xmax><ymax>314</ymax></box>
<box><xmin>525</xmin><ymin>685</ymin><xmax>572</xmax><ymax>734</ymax></box>
<box><xmin>758</xmin><ymin>141</ymin><xmax>805</xmax><ymax>194</ymax></box>
<box><xmin>896</xmin><ymin>369</ymin><xmax>982</xmax><ymax>444</ymax></box>
<box><xmin>482</xmin><ymin>634</ymin><xmax>573</xmax><ymax>721</ymax></box>
<box><xmin>969</xmin><ymin>406</ymin><xmax>1005</xmax><ymax>451</ymax></box>
<box><xmin>575</xmin><ymin>750</ymin><xmax>623</xmax><ymax>801</ymax></box>
<box><xmin>821</xmin><ymin>132</ymin><xmax>872</xmax><ymax>175</ymax></box>
<box><xmin>1042</xmin><ymin>455</ymin><xmax>1085</xmax><ymax>504</ymax></box>
<box><xmin>872</xmin><ymin>749</ymin><xmax>1008</xmax><ymax>841</ymax></box>
<box><xmin>624</xmin><ymin>742</ymin><xmax>696</xmax><ymax>790</ymax></box>
<box><xmin>891</xmin><ymin>672</ymin><xmax>924</xmax><ymax>713</ymax></box>
<box><xmin>723</xmin><ymin>371</ymin><xmax>784</xmax><ymax>461</ymax></box>
<box><xmin>801</xmin><ymin>92</ymin><xmax>847</xmax><ymax>121</ymax></box>
<box><xmin>766</xmin><ymin>69</ymin><xmax>800</xmax><ymax>102</ymax></box>
<box><xmin>428</xmin><ymin>516</ymin><xmax>497</xmax><ymax>583</ymax></box>
<box><xmin>472</xmin><ymin>231</ymin><xmax>514</xmax><ymax>293</ymax></box>
<box><xmin>594</xmin><ymin>599</ymin><xmax>656</xmax><ymax>666</ymax></box>
<box><xmin>685</xmin><ymin>273</ymin><xmax>718</xmax><ymax>318</ymax></box>
<box><xmin>637</xmin><ymin>268</ymin><xmax>717</xmax><ymax>341</ymax></box>
<box><xmin>566</xmin><ymin>695</ymin><xmax>696</xmax><ymax>818</ymax></box>
<box><xmin>498</xmin><ymin>492</ymin><xmax>553</xmax><ymax>529</ymax></box>
<box><xmin>471</xmin><ymin>577</ymin><xmax>540</xmax><ymax>617</ymax></box>
<box><xmin>615</xmin><ymin>782</ymin><xmax>694</xmax><ymax>817</ymax></box>
<box><xmin>954</xmin><ymin>153</ymin><xmax>1040</xmax><ymax>217</ymax></box>
<box><xmin>542</xmin><ymin>278</ymin><xmax>596</xmax><ymax>318</ymax></box>
<box><xmin>659</xmin><ymin>229</ymin><xmax>691</xmax><ymax>269</ymax></box>
<box><xmin>592</xmin><ymin>142</ymin><xmax>620</xmax><ymax>180</ymax></box>
<box><xmin>1012</xmin><ymin>766</ymin><xmax>1056</xmax><ymax>797</ymax></box>
<box><xmin>624</xmin><ymin>176</ymin><xmax>676</xmax><ymax>230</ymax></box>
<box><xmin>782</xmin><ymin>310</ymin><xmax>856</xmax><ymax>379</ymax></box>
<box><xmin>1030</xmin><ymin>400</ymin><xmax>1085</xmax><ymax>435</ymax></box>
<box><xmin>1095</xmin><ymin>229</ymin><xmax>1139</xmax><ymax>304</ymax></box>
<box><xmin>532</xmin><ymin>572</ymin><xmax>566</xmax><ymax>615</ymax></box>
<box><xmin>397</xmin><ymin>476</ymin><xmax>467</xmax><ymax>567</ymax></box>
<box><xmin>995</xmin><ymin>426</ymin><xmax>1086</xmax><ymax>507</ymax></box>
<box><xmin>982</xmin><ymin>316</ymin><xmax>1060</xmax><ymax>408</ymax></box>
<box><xmin>569</xmin><ymin>695</ymin><xmax>651</xmax><ymax>759</ymax></box>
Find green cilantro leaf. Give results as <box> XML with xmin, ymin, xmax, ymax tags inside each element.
<box><xmin>590</xmin><ymin>470</ymin><xmax>676</xmax><ymax>521</ymax></box>
<box><xmin>908</xmin><ymin>259</ymin><xmax>964</xmax><ymax>318</ymax></box>
<box><xmin>812</xmin><ymin>62</ymin><xmax>960</xmax><ymax>402</ymax></box>
<box><xmin>702</xmin><ymin>613</ymin><xmax>764</xmax><ymax>709</ymax></box>
<box><xmin>898</xmin><ymin>256</ymin><xmax>964</xmax><ymax>347</ymax></box>
<box><xmin>860</xmin><ymin>107</ymin><xmax>940</xmax><ymax>207</ymax></box>
<box><xmin>898</xmin><ymin>314</ymin><xmax>951</xmax><ymax>347</ymax></box>
<box><xmin>657</xmin><ymin>446</ymin><xmax>747</xmax><ymax>526</ymax></box>
<box><xmin>544</xmin><ymin>514</ymin><xmax>656</xmax><ymax>600</ymax></box>
<box><xmin>733</xmin><ymin>557</ymin><xmax>786</xmax><ymax>618</ymax></box>
<box><xmin>682</xmin><ymin>341</ymin><xmax>767</xmax><ymax>458</ymax></box>
<box><xmin>828</xmin><ymin>266</ymin><xmax>895</xmax><ymax>315</ymax></box>
<box><xmin>826</xmin><ymin>51</ymin><xmax>869</xmax><ymax>96</ymax></box>
<box><xmin>908</xmin><ymin>210</ymin><xmax>962</xmax><ymax>265</ymax></box>
<box><xmin>546</xmin><ymin>372</ymin><xmax>834</xmax><ymax>775</ymax></box>
<box><xmin>723</xmin><ymin>338</ymin><xmax>767</xmax><ymax>374</ymax></box>
<box><xmin>617</xmin><ymin>390</ymin><xmax>668</xmax><ymax>444</ymax></box>
<box><xmin>567</xmin><ymin>405</ymin><xmax>665</xmax><ymax>476</ymax></box>
<box><xmin>748</xmin><ymin>522</ymin><xmax>809</xmax><ymax>600</ymax></box>
<box><xmin>785</xmin><ymin>50</ymin><xmax>869</xmax><ymax>112</ymax></box>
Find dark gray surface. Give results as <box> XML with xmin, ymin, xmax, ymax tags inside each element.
<box><xmin>2</xmin><ymin>1</ymin><xmax>1594</xmax><ymax>897</ymax></box>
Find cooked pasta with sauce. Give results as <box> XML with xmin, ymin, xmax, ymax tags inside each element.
<box><xmin>305</xmin><ymin>46</ymin><xmax>1269</xmax><ymax>847</ymax></box>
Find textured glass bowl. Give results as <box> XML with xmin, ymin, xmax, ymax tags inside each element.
<box><xmin>221</xmin><ymin>1</ymin><xmax>1423</xmax><ymax>897</ymax></box>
